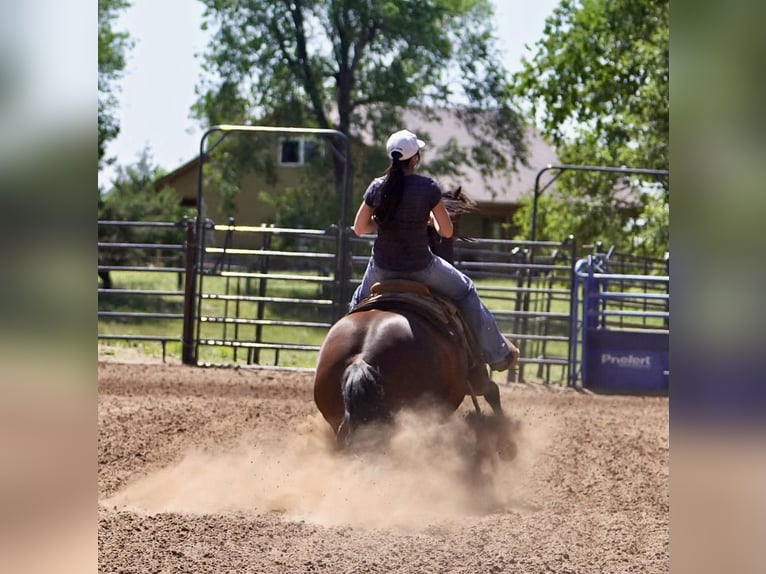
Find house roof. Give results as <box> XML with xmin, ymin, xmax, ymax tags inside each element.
<box><xmin>396</xmin><ymin>108</ymin><xmax>560</xmax><ymax>205</ymax></box>
<box><xmin>155</xmin><ymin>154</ymin><xmax>207</xmax><ymax>191</ymax></box>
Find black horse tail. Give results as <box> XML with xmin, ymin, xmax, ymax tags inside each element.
<box><xmin>336</xmin><ymin>359</ymin><xmax>388</xmax><ymax>447</ymax></box>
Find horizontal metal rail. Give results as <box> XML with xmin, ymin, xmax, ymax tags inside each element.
<box><xmin>197</xmin><ymin>362</ymin><xmax>315</xmax><ymax>372</ymax></box>
<box><xmin>351</xmin><ymin>234</ymin><xmax>569</xmax><ymax>249</ymax></box>
<box><xmin>212</xmin><ymin>224</ymin><xmax>337</xmax><ymax>236</ymax></box>
<box><xmin>200</xmin><ymin>316</ymin><xmax>331</xmax><ymax>328</ymax></box>
<box><xmin>478</xmin><ymin>286</ymin><xmax>571</xmax><ymax>295</ymax></box>
<box><xmin>455</xmin><ymin>261</ymin><xmax>572</xmax><ymax>272</ymax></box>
<box><xmin>219</xmin><ymin>271</ymin><xmax>335</xmax><ymax>283</ymax></box>
<box><xmin>600</xmin><ymin>310</ymin><xmax>669</xmax><ymax>319</ymax></box>
<box><xmin>98</xmin><ymin>311</ymin><xmax>184</xmax><ymax>320</ymax></box>
<box><xmin>98</xmin><ymin>242</ymin><xmax>184</xmax><ymax>250</ymax></box>
<box><xmin>98</xmin><ymin>334</ymin><xmax>182</xmax><ymax>342</ymax></box>
<box><xmin>201</xmin><ymin>293</ymin><xmax>333</xmax><ymax>305</ymax></box>
<box><xmin>596</xmin><ymin>326</ymin><xmax>669</xmax><ymax>335</ymax></box>
<box><xmin>98</xmin><ymin>289</ymin><xmax>184</xmax><ymax>296</ymax></box>
<box><xmin>507</xmin><ymin>333</ymin><xmax>570</xmax><ymax>342</ymax></box>
<box><xmin>98</xmin><ymin>220</ymin><xmax>184</xmax><ymax>228</ymax></box>
<box><xmin>516</xmin><ymin>357</ymin><xmax>569</xmax><ymax>365</ymax></box>
<box><xmin>205</xmin><ymin>247</ymin><xmax>335</xmax><ymax>259</ymax></box>
<box><xmin>198</xmin><ymin>339</ymin><xmax>320</xmax><ymax>352</ymax></box>
<box><xmin>576</xmin><ymin>271</ymin><xmax>669</xmax><ymax>282</ymax></box>
<box><xmin>350</xmin><ymin>255</ymin><xmax>573</xmax><ymax>267</ymax></box>
<box><xmin>494</xmin><ymin>310</ymin><xmax>570</xmax><ymax>319</ymax></box>
<box><xmin>98</xmin><ymin>265</ymin><xmax>185</xmax><ymax>273</ymax></box>
<box><xmin>98</xmin><ymin>334</ymin><xmax>181</xmax><ymax>362</ymax></box>
<box><xmin>599</xmin><ymin>292</ymin><xmax>669</xmax><ymax>301</ymax></box>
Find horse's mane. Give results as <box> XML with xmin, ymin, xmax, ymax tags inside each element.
<box><xmin>429</xmin><ymin>186</ymin><xmax>477</xmax><ymax>264</ymax></box>
<box><xmin>441</xmin><ymin>186</ymin><xmax>478</xmax><ymax>219</ymax></box>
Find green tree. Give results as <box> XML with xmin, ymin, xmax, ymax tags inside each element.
<box><xmin>98</xmin><ymin>150</ymin><xmax>193</xmax><ymax>288</ymax></box>
<box><xmin>514</xmin><ymin>0</ymin><xmax>669</xmax><ymax>255</ymax></box>
<box><xmin>98</xmin><ymin>0</ymin><xmax>132</xmax><ymax>170</ymax></box>
<box><xmin>194</xmin><ymin>0</ymin><xmax>527</xmax><ymax>225</ymax></box>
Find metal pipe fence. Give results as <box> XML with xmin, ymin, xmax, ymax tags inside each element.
<box><xmin>98</xmin><ymin>218</ymin><xmax>668</xmax><ymax>386</ymax></box>
<box><xmin>349</xmin><ymin>233</ymin><xmax>578</xmax><ymax>384</ymax></box>
<box><xmin>192</xmin><ymin>221</ymin><xmax>338</xmax><ymax>369</ymax></box>
<box><xmin>97</xmin><ymin>219</ymin><xmax>188</xmax><ymax>361</ymax></box>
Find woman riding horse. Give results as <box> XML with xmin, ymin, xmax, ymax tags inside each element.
<box><xmin>314</xmin><ymin>129</ymin><xmax>519</xmax><ymax>449</ymax></box>
<box><xmin>348</xmin><ymin>129</ymin><xmax>515</xmax><ymax>372</ymax></box>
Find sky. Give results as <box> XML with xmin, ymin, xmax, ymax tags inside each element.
<box><xmin>99</xmin><ymin>0</ymin><xmax>560</xmax><ymax>189</ymax></box>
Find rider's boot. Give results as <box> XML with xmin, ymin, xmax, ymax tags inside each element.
<box><xmin>488</xmin><ymin>336</ymin><xmax>520</xmax><ymax>372</ymax></box>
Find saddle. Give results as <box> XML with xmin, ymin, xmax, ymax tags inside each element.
<box><xmin>349</xmin><ymin>280</ymin><xmax>482</xmax><ymax>367</ymax></box>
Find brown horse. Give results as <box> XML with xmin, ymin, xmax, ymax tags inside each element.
<box><xmin>313</xmin><ymin>188</ymin><xmax>519</xmax><ymax>457</ymax></box>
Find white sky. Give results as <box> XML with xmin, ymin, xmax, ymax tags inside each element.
<box><xmin>98</xmin><ymin>0</ymin><xmax>560</xmax><ymax>188</ymax></box>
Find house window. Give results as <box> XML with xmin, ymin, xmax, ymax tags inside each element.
<box><xmin>279</xmin><ymin>138</ymin><xmax>321</xmax><ymax>166</ymax></box>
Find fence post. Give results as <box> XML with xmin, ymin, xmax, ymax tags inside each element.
<box><xmin>332</xmin><ymin>225</ymin><xmax>353</xmax><ymax>322</ymax></box>
<box><xmin>567</xmin><ymin>236</ymin><xmax>578</xmax><ymax>387</ymax></box>
<box><xmin>251</xmin><ymin>231</ymin><xmax>272</xmax><ymax>364</ymax></box>
<box><xmin>182</xmin><ymin>219</ymin><xmax>198</xmax><ymax>365</ymax></box>
<box><xmin>522</xmin><ymin>248</ymin><xmax>534</xmax><ymax>383</ymax></box>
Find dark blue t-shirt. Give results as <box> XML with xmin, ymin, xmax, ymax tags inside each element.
<box><xmin>363</xmin><ymin>174</ymin><xmax>442</xmax><ymax>271</ymax></box>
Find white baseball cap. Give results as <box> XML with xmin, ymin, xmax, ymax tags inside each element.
<box><xmin>385</xmin><ymin>129</ymin><xmax>426</xmax><ymax>160</ymax></box>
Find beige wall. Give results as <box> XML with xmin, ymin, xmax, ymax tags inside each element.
<box><xmin>162</xmin><ymin>159</ymin><xmax>315</xmax><ymax>249</ymax></box>
<box><xmin>165</xmin><ymin>164</ymin><xmax>309</xmax><ymax>225</ymax></box>
<box><xmin>161</xmin><ymin>150</ymin><xmax>519</xmax><ymax>249</ymax></box>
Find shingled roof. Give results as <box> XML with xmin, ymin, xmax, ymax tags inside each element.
<box><xmin>396</xmin><ymin>108</ymin><xmax>560</xmax><ymax>205</ymax></box>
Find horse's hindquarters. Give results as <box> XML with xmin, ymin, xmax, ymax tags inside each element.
<box><xmin>314</xmin><ymin>309</ymin><xmax>469</xmax><ymax>442</ymax></box>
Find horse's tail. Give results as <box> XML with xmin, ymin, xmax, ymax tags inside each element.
<box><xmin>336</xmin><ymin>359</ymin><xmax>388</xmax><ymax>447</ymax></box>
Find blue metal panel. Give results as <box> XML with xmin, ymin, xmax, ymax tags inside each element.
<box><xmin>571</xmin><ymin>252</ymin><xmax>670</xmax><ymax>394</ymax></box>
<box><xmin>584</xmin><ymin>329</ymin><xmax>669</xmax><ymax>394</ymax></box>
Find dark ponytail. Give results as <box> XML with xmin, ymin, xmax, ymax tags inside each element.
<box><xmin>373</xmin><ymin>153</ymin><xmax>407</xmax><ymax>225</ymax></box>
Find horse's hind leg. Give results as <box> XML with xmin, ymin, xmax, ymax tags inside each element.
<box><xmin>468</xmin><ymin>365</ymin><xmax>503</xmax><ymax>417</ymax></box>
<box><xmin>486</xmin><ymin>385</ymin><xmax>517</xmax><ymax>461</ymax></box>
<box><xmin>482</xmin><ymin>378</ymin><xmax>504</xmax><ymax>418</ymax></box>
<box><xmin>468</xmin><ymin>366</ymin><xmax>517</xmax><ymax>461</ymax></box>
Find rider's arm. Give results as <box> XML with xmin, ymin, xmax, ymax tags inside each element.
<box><xmin>353</xmin><ymin>201</ymin><xmax>377</xmax><ymax>236</ymax></box>
<box><xmin>431</xmin><ymin>200</ymin><xmax>454</xmax><ymax>239</ymax></box>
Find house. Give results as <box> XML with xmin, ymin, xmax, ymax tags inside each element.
<box><xmin>154</xmin><ymin>136</ymin><xmax>324</xmax><ymax>227</ymax></box>
<box><xmin>156</xmin><ymin>109</ymin><xmax>560</xmax><ymax>243</ymax></box>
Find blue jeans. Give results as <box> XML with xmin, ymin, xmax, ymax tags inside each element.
<box><xmin>349</xmin><ymin>256</ymin><xmax>509</xmax><ymax>365</ymax></box>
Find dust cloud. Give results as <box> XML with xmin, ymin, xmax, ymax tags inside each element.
<box><xmin>104</xmin><ymin>410</ymin><xmax>545</xmax><ymax>530</ymax></box>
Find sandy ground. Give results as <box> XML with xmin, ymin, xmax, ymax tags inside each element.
<box><xmin>98</xmin><ymin>360</ymin><xmax>668</xmax><ymax>573</ymax></box>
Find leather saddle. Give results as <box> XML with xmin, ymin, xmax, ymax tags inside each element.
<box><xmin>349</xmin><ymin>280</ymin><xmax>482</xmax><ymax>367</ymax></box>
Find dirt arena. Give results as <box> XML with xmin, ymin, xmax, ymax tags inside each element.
<box><xmin>98</xmin><ymin>360</ymin><xmax>668</xmax><ymax>573</ymax></box>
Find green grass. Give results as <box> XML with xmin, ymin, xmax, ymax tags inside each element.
<box><xmin>99</xmin><ymin>270</ymin><xmax>332</xmax><ymax>366</ymax></box>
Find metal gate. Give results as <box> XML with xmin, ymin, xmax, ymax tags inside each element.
<box><xmin>183</xmin><ymin>125</ymin><xmax>352</xmax><ymax>367</ymax></box>
<box><xmin>570</xmin><ymin>250</ymin><xmax>670</xmax><ymax>393</ymax></box>
<box><xmin>179</xmin><ymin>214</ymin><xmax>580</xmax><ymax>381</ymax></box>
